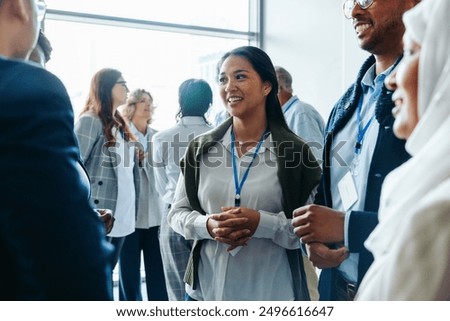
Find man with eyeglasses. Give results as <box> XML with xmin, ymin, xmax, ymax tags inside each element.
<box><xmin>0</xmin><ymin>0</ymin><xmax>113</xmax><ymax>299</ymax></box>
<box><xmin>292</xmin><ymin>0</ymin><xmax>420</xmax><ymax>301</ymax></box>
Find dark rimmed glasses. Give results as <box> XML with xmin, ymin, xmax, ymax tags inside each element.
<box><xmin>116</xmin><ymin>81</ymin><xmax>129</xmax><ymax>90</ymax></box>
<box><xmin>35</xmin><ymin>0</ymin><xmax>47</xmax><ymax>22</ymax></box>
<box><xmin>343</xmin><ymin>0</ymin><xmax>375</xmax><ymax>19</ymax></box>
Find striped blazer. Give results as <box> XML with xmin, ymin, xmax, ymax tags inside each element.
<box><xmin>75</xmin><ymin>112</ymin><xmax>140</xmax><ymax>216</ymax></box>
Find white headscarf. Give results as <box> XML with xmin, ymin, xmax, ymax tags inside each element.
<box><xmin>357</xmin><ymin>0</ymin><xmax>450</xmax><ymax>300</ymax></box>
<box><xmin>403</xmin><ymin>0</ymin><xmax>450</xmax><ymax>155</ymax></box>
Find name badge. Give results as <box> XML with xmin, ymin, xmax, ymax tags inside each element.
<box><xmin>338</xmin><ymin>171</ymin><xmax>358</xmax><ymax>212</ymax></box>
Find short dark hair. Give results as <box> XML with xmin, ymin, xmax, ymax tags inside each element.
<box><xmin>177</xmin><ymin>78</ymin><xmax>212</xmax><ymax>119</ymax></box>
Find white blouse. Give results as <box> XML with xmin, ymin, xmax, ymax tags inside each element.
<box><xmin>108</xmin><ymin>127</ymin><xmax>136</xmax><ymax>237</ymax></box>
<box><xmin>168</xmin><ymin>127</ymin><xmax>302</xmax><ymax>300</ymax></box>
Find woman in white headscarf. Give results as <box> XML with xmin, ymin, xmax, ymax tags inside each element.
<box><xmin>356</xmin><ymin>0</ymin><xmax>450</xmax><ymax>300</ymax></box>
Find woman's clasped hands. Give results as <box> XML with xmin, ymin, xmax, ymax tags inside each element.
<box><xmin>207</xmin><ymin>206</ymin><xmax>260</xmax><ymax>252</ymax></box>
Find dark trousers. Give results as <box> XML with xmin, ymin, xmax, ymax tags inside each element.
<box><xmin>334</xmin><ymin>273</ymin><xmax>357</xmax><ymax>301</ymax></box>
<box><xmin>107</xmin><ymin>236</ymin><xmax>125</xmax><ymax>299</ymax></box>
<box><xmin>118</xmin><ymin>227</ymin><xmax>168</xmax><ymax>301</ymax></box>
<box><xmin>108</xmin><ymin>236</ymin><xmax>126</xmax><ymax>268</ymax></box>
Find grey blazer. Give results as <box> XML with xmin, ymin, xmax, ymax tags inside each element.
<box><xmin>74</xmin><ymin>112</ymin><xmax>140</xmax><ymax>215</ymax></box>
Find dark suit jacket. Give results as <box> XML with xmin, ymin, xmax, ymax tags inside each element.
<box><xmin>0</xmin><ymin>57</ymin><xmax>113</xmax><ymax>300</ymax></box>
<box><xmin>315</xmin><ymin>56</ymin><xmax>411</xmax><ymax>300</ymax></box>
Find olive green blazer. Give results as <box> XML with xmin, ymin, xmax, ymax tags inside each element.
<box><xmin>180</xmin><ymin>117</ymin><xmax>321</xmax><ymax>300</ymax></box>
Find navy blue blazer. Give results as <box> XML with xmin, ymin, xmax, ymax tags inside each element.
<box><xmin>0</xmin><ymin>58</ymin><xmax>113</xmax><ymax>300</ymax></box>
<box><xmin>315</xmin><ymin>56</ymin><xmax>411</xmax><ymax>300</ymax></box>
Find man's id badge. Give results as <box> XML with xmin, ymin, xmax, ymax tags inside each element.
<box><xmin>337</xmin><ymin>171</ymin><xmax>358</xmax><ymax>211</ymax></box>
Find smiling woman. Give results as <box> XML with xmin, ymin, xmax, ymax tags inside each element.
<box><xmin>385</xmin><ymin>37</ymin><xmax>420</xmax><ymax>139</ymax></box>
<box><xmin>356</xmin><ymin>0</ymin><xmax>450</xmax><ymax>300</ymax></box>
<box><xmin>167</xmin><ymin>46</ymin><xmax>322</xmax><ymax>301</ymax></box>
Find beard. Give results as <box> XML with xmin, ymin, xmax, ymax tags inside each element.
<box><xmin>360</xmin><ymin>12</ymin><xmax>406</xmax><ymax>55</ymax></box>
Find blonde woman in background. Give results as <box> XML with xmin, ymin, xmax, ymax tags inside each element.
<box><xmin>119</xmin><ymin>89</ymin><xmax>167</xmax><ymax>301</ymax></box>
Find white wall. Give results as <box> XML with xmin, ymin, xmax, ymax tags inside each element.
<box><xmin>262</xmin><ymin>0</ymin><xmax>369</xmax><ymax>121</ymax></box>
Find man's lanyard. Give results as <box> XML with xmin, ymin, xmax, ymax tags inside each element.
<box><xmin>352</xmin><ymin>74</ymin><xmax>385</xmax><ymax>176</ymax></box>
<box><xmin>354</xmin><ymin>97</ymin><xmax>375</xmax><ymax>155</ymax></box>
<box><xmin>231</xmin><ymin>127</ymin><xmax>269</xmax><ymax>207</ymax></box>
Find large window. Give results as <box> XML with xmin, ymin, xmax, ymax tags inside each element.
<box><xmin>44</xmin><ymin>0</ymin><xmax>259</xmax><ymax>130</ymax></box>
<box><xmin>45</xmin><ymin>0</ymin><xmax>252</xmax><ymax>31</ymax></box>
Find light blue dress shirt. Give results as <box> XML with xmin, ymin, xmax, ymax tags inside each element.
<box><xmin>282</xmin><ymin>96</ymin><xmax>325</xmax><ymax>164</ymax></box>
<box><xmin>330</xmin><ymin>64</ymin><xmax>394</xmax><ymax>282</ymax></box>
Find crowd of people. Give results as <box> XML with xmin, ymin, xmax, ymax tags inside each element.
<box><xmin>1</xmin><ymin>0</ymin><xmax>449</xmax><ymax>301</ymax></box>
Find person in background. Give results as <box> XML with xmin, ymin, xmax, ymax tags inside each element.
<box><xmin>292</xmin><ymin>0</ymin><xmax>419</xmax><ymax>300</ymax></box>
<box><xmin>213</xmin><ymin>109</ymin><xmax>230</xmax><ymax>126</ymax></box>
<box><xmin>357</xmin><ymin>0</ymin><xmax>450</xmax><ymax>300</ymax></box>
<box><xmin>168</xmin><ymin>46</ymin><xmax>321</xmax><ymax>300</ymax></box>
<box><xmin>151</xmin><ymin>78</ymin><xmax>213</xmax><ymax>300</ymax></box>
<box><xmin>0</xmin><ymin>0</ymin><xmax>112</xmax><ymax>299</ymax></box>
<box><xmin>29</xmin><ymin>29</ymin><xmax>52</xmax><ymax>67</ymax></box>
<box><xmin>75</xmin><ymin>68</ymin><xmax>139</xmax><ymax>280</ymax></box>
<box><xmin>275</xmin><ymin>66</ymin><xmax>325</xmax><ymax>163</ymax></box>
<box><xmin>119</xmin><ymin>89</ymin><xmax>168</xmax><ymax>301</ymax></box>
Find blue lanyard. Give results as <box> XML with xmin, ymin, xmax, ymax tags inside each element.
<box><xmin>283</xmin><ymin>97</ymin><xmax>299</xmax><ymax>114</ymax></box>
<box><xmin>354</xmin><ymin>96</ymin><xmax>375</xmax><ymax>154</ymax></box>
<box><xmin>231</xmin><ymin>127</ymin><xmax>269</xmax><ymax>207</ymax></box>
<box><xmin>354</xmin><ymin>74</ymin><xmax>385</xmax><ymax>155</ymax></box>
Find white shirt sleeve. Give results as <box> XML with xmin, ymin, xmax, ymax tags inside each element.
<box><xmin>167</xmin><ymin>173</ymin><xmax>213</xmax><ymax>241</ymax></box>
<box><xmin>254</xmin><ymin>210</ymin><xmax>301</xmax><ymax>249</ymax></box>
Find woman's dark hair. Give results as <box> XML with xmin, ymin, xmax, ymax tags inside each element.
<box><xmin>176</xmin><ymin>78</ymin><xmax>212</xmax><ymax>123</ymax></box>
<box><xmin>217</xmin><ymin>46</ymin><xmax>289</xmax><ymax>131</ymax></box>
<box><xmin>80</xmin><ymin>68</ymin><xmax>135</xmax><ymax>145</ymax></box>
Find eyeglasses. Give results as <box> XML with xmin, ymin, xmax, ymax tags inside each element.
<box><xmin>343</xmin><ymin>0</ymin><xmax>374</xmax><ymax>19</ymax></box>
<box><xmin>35</xmin><ymin>0</ymin><xmax>47</xmax><ymax>22</ymax></box>
<box><xmin>116</xmin><ymin>81</ymin><xmax>128</xmax><ymax>89</ymax></box>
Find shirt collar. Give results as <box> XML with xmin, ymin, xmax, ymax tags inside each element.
<box><xmin>282</xmin><ymin>95</ymin><xmax>299</xmax><ymax>113</ymax></box>
<box><xmin>361</xmin><ymin>63</ymin><xmax>396</xmax><ymax>93</ymax></box>
<box><xmin>179</xmin><ymin>116</ymin><xmax>208</xmax><ymax>126</ymax></box>
<box><xmin>130</xmin><ymin>122</ymin><xmax>148</xmax><ymax>137</ymax></box>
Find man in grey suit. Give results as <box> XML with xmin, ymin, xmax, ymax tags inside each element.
<box><xmin>0</xmin><ymin>0</ymin><xmax>113</xmax><ymax>299</ymax></box>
